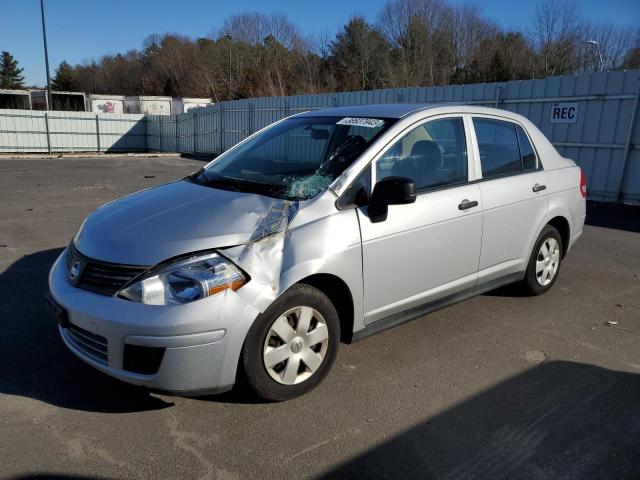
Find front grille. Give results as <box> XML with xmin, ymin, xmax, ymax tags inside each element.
<box><xmin>65</xmin><ymin>323</ymin><xmax>109</xmax><ymax>365</ymax></box>
<box><xmin>67</xmin><ymin>244</ymin><xmax>148</xmax><ymax>296</ymax></box>
<box><xmin>79</xmin><ymin>262</ymin><xmax>147</xmax><ymax>296</ymax></box>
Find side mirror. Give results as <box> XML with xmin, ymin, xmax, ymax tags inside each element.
<box><xmin>368</xmin><ymin>176</ymin><xmax>417</xmax><ymax>223</ymax></box>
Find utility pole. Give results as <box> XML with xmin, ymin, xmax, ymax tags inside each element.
<box><xmin>224</xmin><ymin>34</ymin><xmax>232</xmax><ymax>101</ymax></box>
<box><xmin>40</xmin><ymin>0</ymin><xmax>52</xmax><ymax>110</ymax></box>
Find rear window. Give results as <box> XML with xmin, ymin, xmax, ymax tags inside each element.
<box><xmin>473</xmin><ymin>118</ymin><xmax>540</xmax><ymax>178</ymax></box>
<box><xmin>473</xmin><ymin>118</ymin><xmax>521</xmax><ymax>178</ymax></box>
<box><xmin>516</xmin><ymin>125</ymin><xmax>538</xmax><ymax>170</ymax></box>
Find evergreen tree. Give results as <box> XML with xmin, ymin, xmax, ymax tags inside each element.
<box><xmin>51</xmin><ymin>61</ymin><xmax>79</xmax><ymax>91</ymax></box>
<box><xmin>622</xmin><ymin>46</ymin><xmax>640</xmax><ymax>69</ymax></box>
<box><xmin>329</xmin><ymin>17</ymin><xmax>391</xmax><ymax>91</ymax></box>
<box><xmin>0</xmin><ymin>51</ymin><xmax>25</xmax><ymax>88</ymax></box>
<box><xmin>488</xmin><ymin>52</ymin><xmax>509</xmax><ymax>82</ymax></box>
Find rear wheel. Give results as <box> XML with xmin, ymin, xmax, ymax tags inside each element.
<box><xmin>241</xmin><ymin>284</ymin><xmax>340</xmax><ymax>401</ymax></box>
<box><xmin>523</xmin><ymin>225</ymin><xmax>563</xmax><ymax>295</ymax></box>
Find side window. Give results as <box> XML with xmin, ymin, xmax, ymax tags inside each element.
<box><xmin>376</xmin><ymin>117</ymin><xmax>468</xmax><ymax>191</ymax></box>
<box><xmin>473</xmin><ymin>118</ymin><xmax>521</xmax><ymax>178</ymax></box>
<box><xmin>516</xmin><ymin>125</ymin><xmax>538</xmax><ymax>171</ymax></box>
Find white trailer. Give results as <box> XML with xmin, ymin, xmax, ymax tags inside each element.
<box><xmin>30</xmin><ymin>90</ymin><xmax>87</xmax><ymax>111</ymax></box>
<box><xmin>89</xmin><ymin>94</ymin><xmax>125</xmax><ymax>114</ymax></box>
<box><xmin>125</xmin><ymin>96</ymin><xmax>172</xmax><ymax>115</ymax></box>
<box><xmin>172</xmin><ymin>97</ymin><xmax>213</xmax><ymax>114</ymax></box>
<box><xmin>0</xmin><ymin>89</ymin><xmax>32</xmax><ymax>109</ymax></box>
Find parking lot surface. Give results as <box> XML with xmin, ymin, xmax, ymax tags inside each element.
<box><xmin>1</xmin><ymin>156</ymin><xmax>639</xmax><ymax>480</ymax></box>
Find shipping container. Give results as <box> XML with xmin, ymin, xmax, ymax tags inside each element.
<box><xmin>125</xmin><ymin>95</ymin><xmax>172</xmax><ymax>115</ymax></box>
<box><xmin>30</xmin><ymin>90</ymin><xmax>87</xmax><ymax>111</ymax></box>
<box><xmin>0</xmin><ymin>89</ymin><xmax>32</xmax><ymax>110</ymax></box>
<box><xmin>172</xmin><ymin>97</ymin><xmax>213</xmax><ymax>114</ymax></box>
<box><xmin>88</xmin><ymin>94</ymin><xmax>125</xmax><ymax>114</ymax></box>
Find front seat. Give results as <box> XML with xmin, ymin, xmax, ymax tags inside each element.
<box><xmin>406</xmin><ymin>140</ymin><xmax>443</xmax><ymax>188</ymax></box>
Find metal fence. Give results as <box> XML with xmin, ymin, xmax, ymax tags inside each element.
<box><xmin>1</xmin><ymin>70</ymin><xmax>639</xmax><ymax>204</ymax></box>
<box><xmin>148</xmin><ymin>70</ymin><xmax>640</xmax><ymax>204</ymax></box>
<box><xmin>0</xmin><ymin>109</ymin><xmax>146</xmax><ymax>153</ymax></box>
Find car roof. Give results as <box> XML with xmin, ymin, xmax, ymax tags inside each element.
<box><xmin>294</xmin><ymin>103</ymin><xmax>439</xmax><ymax>119</ymax></box>
<box><xmin>294</xmin><ymin>103</ymin><xmax>546</xmax><ymax>127</ymax></box>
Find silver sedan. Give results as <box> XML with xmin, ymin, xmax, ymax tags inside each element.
<box><xmin>48</xmin><ymin>104</ymin><xmax>586</xmax><ymax>401</ymax></box>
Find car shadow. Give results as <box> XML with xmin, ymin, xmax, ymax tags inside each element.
<box><xmin>0</xmin><ymin>248</ymin><xmax>172</xmax><ymax>413</ymax></box>
<box><xmin>196</xmin><ymin>386</ymin><xmax>268</xmax><ymax>405</ymax></box>
<box><xmin>320</xmin><ymin>361</ymin><xmax>640</xmax><ymax>480</ymax></box>
<box><xmin>482</xmin><ymin>282</ymin><xmax>529</xmax><ymax>298</ymax></box>
<box><xmin>586</xmin><ymin>201</ymin><xmax>640</xmax><ymax>233</ymax></box>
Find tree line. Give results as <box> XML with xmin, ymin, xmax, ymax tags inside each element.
<box><xmin>3</xmin><ymin>0</ymin><xmax>639</xmax><ymax>99</ymax></box>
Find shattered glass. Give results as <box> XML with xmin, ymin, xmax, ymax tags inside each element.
<box><xmin>286</xmin><ymin>174</ymin><xmax>333</xmax><ymax>200</ymax></box>
<box><xmin>193</xmin><ymin>116</ymin><xmax>394</xmax><ymax>201</ymax></box>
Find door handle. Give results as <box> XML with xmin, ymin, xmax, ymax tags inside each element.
<box><xmin>533</xmin><ymin>183</ymin><xmax>547</xmax><ymax>192</ymax></box>
<box><xmin>458</xmin><ymin>199</ymin><xmax>478</xmax><ymax>210</ymax></box>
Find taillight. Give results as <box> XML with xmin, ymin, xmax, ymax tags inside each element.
<box><xmin>580</xmin><ymin>169</ymin><xmax>587</xmax><ymax>198</ymax></box>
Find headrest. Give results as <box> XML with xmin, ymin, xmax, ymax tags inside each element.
<box><xmin>410</xmin><ymin>140</ymin><xmax>442</xmax><ymax>171</ymax></box>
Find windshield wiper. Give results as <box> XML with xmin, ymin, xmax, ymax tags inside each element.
<box><xmin>202</xmin><ymin>177</ymin><xmax>246</xmax><ymax>192</ymax></box>
<box><xmin>235</xmin><ymin>178</ymin><xmax>292</xmax><ymax>198</ymax></box>
<box><xmin>191</xmin><ymin>173</ymin><xmax>293</xmax><ymax>199</ymax></box>
<box><xmin>186</xmin><ymin>171</ymin><xmax>244</xmax><ymax>192</ymax></box>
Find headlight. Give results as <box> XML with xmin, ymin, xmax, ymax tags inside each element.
<box><xmin>119</xmin><ymin>252</ymin><xmax>247</xmax><ymax>306</ymax></box>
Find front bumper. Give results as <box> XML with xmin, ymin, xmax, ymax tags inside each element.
<box><xmin>48</xmin><ymin>249</ymin><xmax>261</xmax><ymax>394</ymax></box>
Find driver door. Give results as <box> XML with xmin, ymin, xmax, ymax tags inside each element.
<box><xmin>357</xmin><ymin>115</ymin><xmax>483</xmax><ymax>324</ymax></box>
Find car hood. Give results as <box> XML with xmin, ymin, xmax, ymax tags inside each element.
<box><xmin>74</xmin><ymin>180</ymin><xmax>288</xmax><ymax>265</ymax></box>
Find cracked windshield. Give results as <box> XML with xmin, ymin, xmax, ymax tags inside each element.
<box><xmin>190</xmin><ymin>116</ymin><xmax>394</xmax><ymax>200</ymax></box>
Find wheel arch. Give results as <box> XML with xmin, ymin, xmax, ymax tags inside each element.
<box><xmin>527</xmin><ymin>203</ymin><xmax>572</xmax><ymax>262</ymax></box>
<box><xmin>297</xmin><ymin>273</ymin><xmax>355</xmax><ymax>344</ymax></box>
<box><xmin>546</xmin><ymin>215</ymin><xmax>571</xmax><ymax>257</ymax></box>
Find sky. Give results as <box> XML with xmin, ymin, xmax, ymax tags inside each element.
<box><xmin>1</xmin><ymin>0</ymin><xmax>638</xmax><ymax>87</ymax></box>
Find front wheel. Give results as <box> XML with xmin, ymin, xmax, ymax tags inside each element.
<box><xmin>523</xmin><ymin>225</ymin><xmax>563</xmax><ymax>295</ymax></box>
<box><xmin>241</xmin><ymin>284</ymin><xmax>340</xmax><ymax>401</ymax></box>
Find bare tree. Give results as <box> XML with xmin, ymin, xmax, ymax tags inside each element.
<box><xmin>67</xmin><ymin>4</ymin><xmax>639</xmax><ymax>99</ymax></box>
<box><xmin>219</xmin><ymin>12</ymin><xmax>305</xmax><ymax>51</ymax></box>
<box><xmin>378</xmin><ymin>0</ymin><xmax>454</xmax><ymax>87</ymax></box>
<box><xmin>449</xmin><ymin>4</ymin><xmax>497</xmax><ymax>72</ymax></box>
<box><xmin>581</xmin><ymin>24</ymin><xmax>639</xmax><ymax>71</ymax></box>
<box><xmin>533</xmin><ymin>1</ymin><xmax>584</xmax><ymax>76</ymax></box>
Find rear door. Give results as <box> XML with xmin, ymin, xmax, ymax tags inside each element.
<box><xmin>357</xmin><ymin>115</ymin><xmax>483</xmax><ymax>324</ymax></box>
<box><xmin>472</xmin><ymin>116</ymin><xmax>548</xmax><ymax>283</ymax></box>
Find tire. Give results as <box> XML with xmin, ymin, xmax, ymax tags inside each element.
<box><xmin>523</xmin><ymin>225</ymin><xmax>563</xmax><ymax>295</ymax></box>
<box><xmin>241</xmin><ymin>284</ymin><xmax>340</xmax><ymax>402</ymax></box>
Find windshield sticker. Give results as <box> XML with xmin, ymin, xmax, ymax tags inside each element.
<box><xmin>336</xmin><ymin>117</ymin><xmax>385</xmax><ymax>128</ymax></box>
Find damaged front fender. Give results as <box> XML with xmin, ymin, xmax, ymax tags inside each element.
<box><xmin>222</xmin><ymin>193</ymin><xmax>365</xmax><ymax>335</ymax></box>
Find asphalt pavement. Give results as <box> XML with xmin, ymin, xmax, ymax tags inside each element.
<box><xmin>0</xmin><ymin>156</ymin><xmax>638</xmax><ymax>480</ymax></box>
